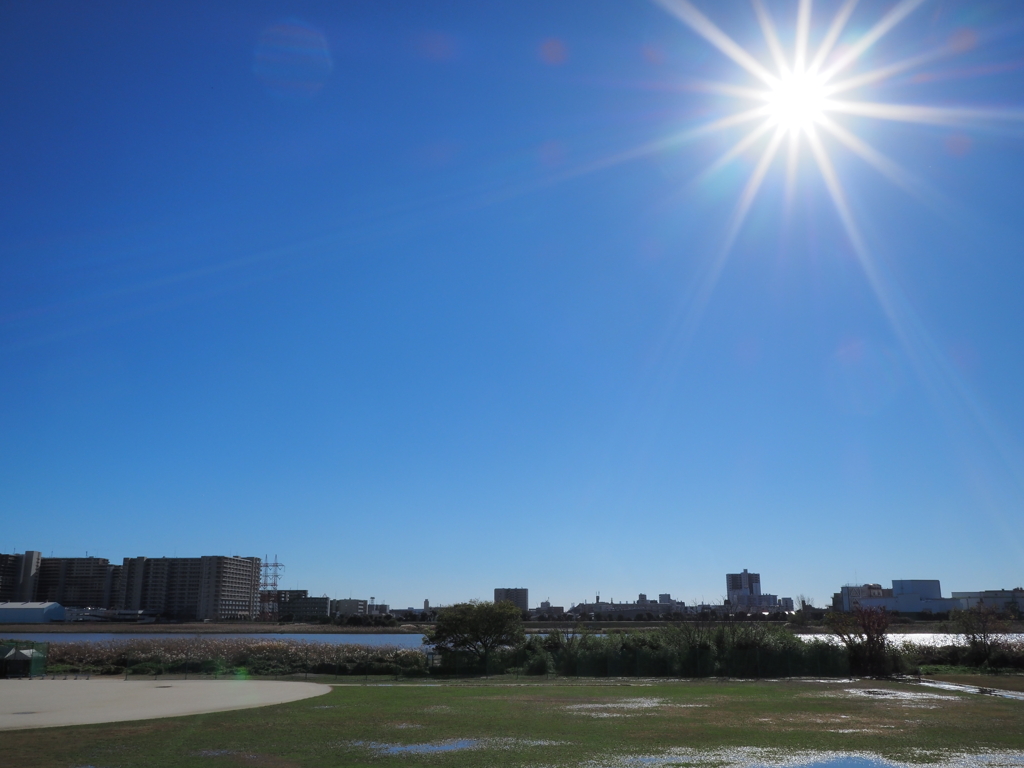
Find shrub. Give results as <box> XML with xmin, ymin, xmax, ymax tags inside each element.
<box><xmin>47</xmin><ymin>637</ymin><xmax>427</xmax><ymax>677</ymax></box>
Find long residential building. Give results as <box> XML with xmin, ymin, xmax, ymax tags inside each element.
<box><xmin>1</xmin><ymin>550</ymin><xmax>261</xmax><ymax>620</ymax></box>
<box><xmin>36</xmin><ymin>557</ymin><xmax>121</xmax><ymax>609</ymax></box>
<box><xmin>118</xmin><ymin>555</ymin><xmax>261</xmax><ymax>621</ymax></box>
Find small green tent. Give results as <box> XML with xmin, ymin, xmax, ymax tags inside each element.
<box><xmin>0</xmin><ymin>643</ymin><xmax>48</xmax><ymax>677</ymax></box>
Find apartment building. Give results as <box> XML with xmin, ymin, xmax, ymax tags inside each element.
<box><xmin>0</xmin><ymin>551</ymin><xmax>41</xmax><ymax>602</ymax></box>
<box><xmin>118</xmin><ymin>555</ymin><xmax>260</xmax><ymax>620</ymax></box>
<box><xmin>197</xmin><ymin>556</ymin><xmax>261</xmax><ymax>620</ymax></box>
<box><xmin>35</xmin><ymin>557</ymin><xmax>121</xmax><ymax>608</ymax></box>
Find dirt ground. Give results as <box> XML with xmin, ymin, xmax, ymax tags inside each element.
<box><xmin>0</xmin><ymin>678</ymin><xmax>330</xmax><ymax>730</ymax></box>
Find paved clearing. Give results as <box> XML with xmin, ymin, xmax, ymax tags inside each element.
<box><xmin>0</xmin><ymin>678</ymin><xmax>330</xmax><ymax>730</ymax></box>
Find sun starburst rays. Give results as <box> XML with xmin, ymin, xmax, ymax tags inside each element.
<box><xmin>652</xmin><ymin>0</ymin><xmax>1023</xmax><ymax>289</ymax></box>
<box><xmin>654</xmin><ymin>0</ymin><xmax>937</xmax><ymax>238</ymax></box>
<box><xmin>644</xmin><ymin>0</ymin><xmax>1024</xmax><ymax>509</ymax></box>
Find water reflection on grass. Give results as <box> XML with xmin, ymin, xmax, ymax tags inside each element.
<box><xmin>591</xmin><ymin>748</ymin><xmax>1024</xmax><ymax>768</ymax></box>
<box><xmin>355</xmin><ymin>739</ymin><xmax>479</xmax><ymax>754</ymax></box>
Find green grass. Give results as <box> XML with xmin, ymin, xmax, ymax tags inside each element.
<box><xmin>3</xmin><ymin>677</ymin><xmax>1024</xmax><ymax>767</ymax></box>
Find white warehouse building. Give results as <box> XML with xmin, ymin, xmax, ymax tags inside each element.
<box><xmin>0</xmin><ymin>601</ymin><xmax>66</xmax><ymax>623</ymax></box>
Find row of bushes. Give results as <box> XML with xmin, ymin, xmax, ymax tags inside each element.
<box><xmin>47</xmin><ymin>637</ymin><xmax>427</xmax><ymax>677</ymax></box>
<box><xmin>439</xmin><ymin>624</ymin><xmax>853</xmax><ymax>677</ymax></box>
<box><xmin>438</xmin><ymin>625</ymin><xmax>1024</xmax><ymax>678</ymax></box>
<box><xmin>910</xmin><ymin>641</ymin><xmax>1024</xmax><ymax>671</ymax></box>
<box><xmin>43</xmin><ymin>628</ymin><xmax>1024</xmax><ymax>679</ymax></box>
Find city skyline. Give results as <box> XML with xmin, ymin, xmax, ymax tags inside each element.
<box><xmin>3</xmin><ymin>1</ymin><xmax>1024</xmax><ymax>610</ymax></box>
<box><xmin>0</xmin><ymin>547</ymin><xmax>1013</xmax><ymax>613</ymax></box>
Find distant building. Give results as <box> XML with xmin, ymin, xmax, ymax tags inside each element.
<box><xmin>286</xmin><ymin>595</ymin><xmax>331</xmax><ymax>620</ymax></box>
<box><xmin>832</xmin><ymin>583</ymin><xmax>891</xmax><ymax>612</ymax></box>
<box><xmin>331</xmin><ymin>598</ymin><xmax>368</xmax><ymax>617</ymax></box>
<box><xmin>0</xmin><ymin>554</ymin><xmax>20</xmax><ymax>601</ymax></box>
<box><xmin>118</xmin><ymin>556</ymin><xmax>203</xmax><ymax>620</ymax></box>
<box><xmin>567</xmin><ymin>593</ymin><xmax>686</xmax><ymax>621</ymax></box>
<box><xmin>0</xmin><ymin>601</ymin><xmax>66</xmax><ymax>624</ymax></box>
<box><xmin>952</xmin><ymin>589</ymin><xmax>1024</xmax><ymax>614</ymax></box>
<box><xmin>726</xmin><ymin>569</ymin><xmax>791</xmax><ymax>612</ymax></box>
<box><xmin>117</xmin><ymin>555</ymin><xmax>261</xmax><ymax>621</ymax></box>
<box><xmin>36</xmin><ymin>557</ymin><xmax>121</xmax><ymax>609</ymax></box>
<box><xmin>833</xmin><ymin>580</ymin><xmax>963</xmax><ymax>614</ymax></box>
<box><xmin>494</xmin><ymin>588</ymin><xmax>529</xmax><ymax>612</ymax></box>
<box><xmin>535</xmin><ymin>600</ymin><xmax>564</xmax><ymax>617</ymax></box>
<box><xmin>727</xmin><ymin>570</ymin><xmax>761</xmax><ymax>602</ymax></box>
<box><xmin>275</xmin><ymin>590</ymin><xmax>309</xmax><ymax>605</ymax></box>
<box><xmin>197</xmin><ymin>556</ymin><xmax>262</xmax><ymax>620</ymax></box>
<box><xmin>2</xmin><ymin>553</ymin><xmax>121</xmax><ymax>609</ymax></box>
<box><xmin>0</xmin><ymin>551</ymin><xmax>41</xmax><ymax>602</ymax></box>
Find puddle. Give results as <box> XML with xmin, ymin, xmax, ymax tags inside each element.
<box><xmin>915</xmin><ymin>679</ymin><xmax>1024</xmax><ymax>702</ymax></box>
<box><xmin>827</xmin><ymin>729</ymin><xmax>885</xmax><ymax>734</ymax></box>
<box><xmin>358</xmin><ymin>739</ymin><xmax>479</xmax><ymax>754</ymax></box>
<box><xmin>586</xmin><ymin>747</ymin><xmax>1024</xmax><ymax>767</ymax></box>
<box><xmin>194</xmin><ymin>749</ymin><xmax>235</xmax><ymax>757</ymax></box>
<box><xmin>351</xmin><ymin>737</ymin><xmax>564</xmax><ymax>755</ymax></box>
<box><xmin>565</xmin><ymin>697</ymin><xmax>666</xmax><ymax>715</ymax></box>
<box><xmin>840</xmin><ymin>688</ymin><xmax>959</xmax><ymax>704</ymax></box>
<box><xmin>390</xmin><ymin>723</ymin><xmax>423</xmax><ymax>729</ymax></box>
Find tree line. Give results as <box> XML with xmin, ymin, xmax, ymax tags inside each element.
<box><xmin>30</xmin><ymin>601</ymin><xmax>1024</xmax><ymax>679</ymax></box>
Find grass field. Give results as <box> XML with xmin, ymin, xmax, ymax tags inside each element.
<box><xmin>3</xmin><ymin>676</ymin><xmax>1023</xmax><ymax>767</ymax></box>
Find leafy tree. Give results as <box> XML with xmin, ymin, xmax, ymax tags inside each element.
<box><xmin>425</xmin><ymin>601</ymin><xmax>525</xmax><ymax>670</ymax></box>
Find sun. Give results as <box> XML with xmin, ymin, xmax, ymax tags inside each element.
<box><xmin>633</xmin><ymin>0</ymin><xmax>1022</xmax><ymax>393</ymax></box>
<box><xmin>766</xmin><ymin>69</ymin><xmax>827</xmax><ymax>132</ymax></box>
<box><xmin>619</xmin><ymin>0</ymin><xmax>1024</xmax><ymax>511</ymax></box>
<box><xmin>647</xmin><ymin>0</ymin><xmax>1011</xmax><ymax>258</ymax></box>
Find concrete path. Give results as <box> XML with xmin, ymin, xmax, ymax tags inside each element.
<box><xmin>0</xmin><ymin>678</ymin><xmax>330</xmax><ymax>730</ymax></box>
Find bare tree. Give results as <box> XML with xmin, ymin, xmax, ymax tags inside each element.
<box><xmin>825</xmin><ymin>606</ymin><xmax>891</xmax><ymax>676</ymax></box>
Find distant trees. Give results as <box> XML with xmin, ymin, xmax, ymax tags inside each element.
<box><xmin>338</xmin><ymin>613</ymin><xmax>397</xmax><ymax>628</ymax></box>
<box><xmin>425</xmin><ymin>601</ymin><xmax>525</xmax><ymax>670</ymax></box>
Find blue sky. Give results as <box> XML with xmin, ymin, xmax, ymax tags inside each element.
<box><xmin>2</xmin><ymin>1</ymin><xmax>1024</xmax><ymax>609</ymax></box>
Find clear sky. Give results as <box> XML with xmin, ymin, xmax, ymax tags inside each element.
<box><xmin>2</xmin><ymin>1</ymin><xmax>1023</xmax><ymax>610</ymax></box>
